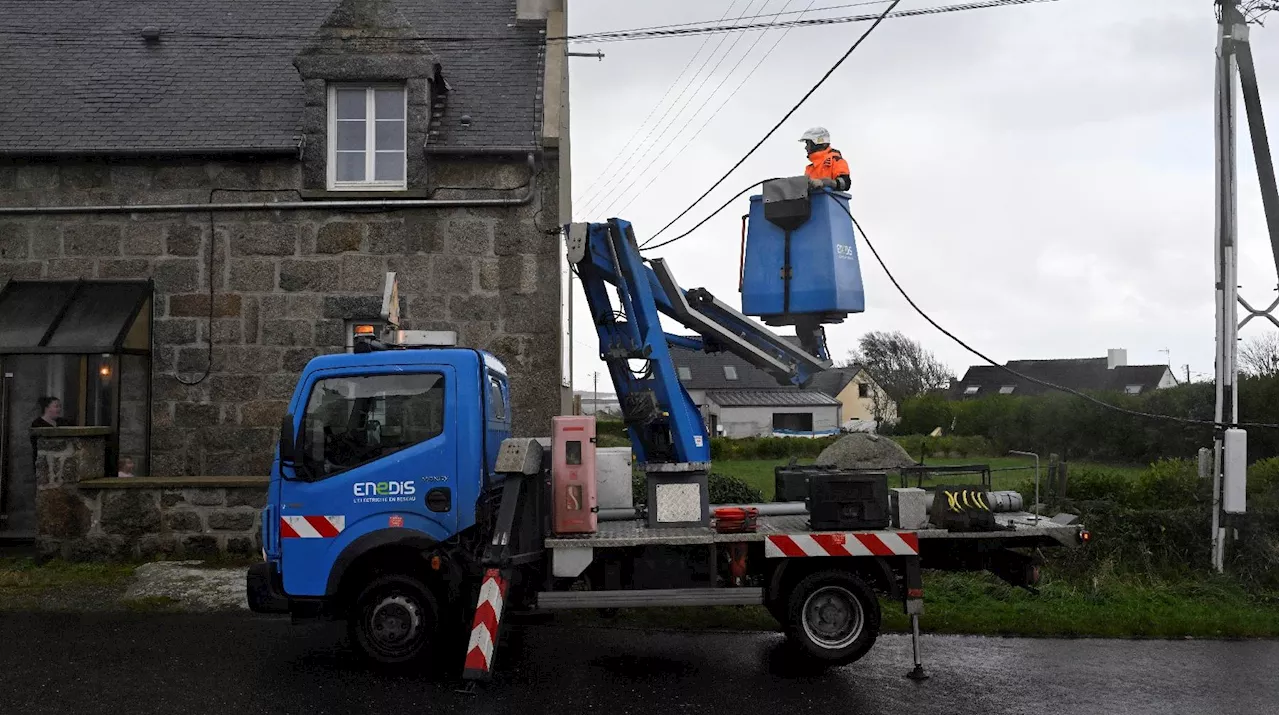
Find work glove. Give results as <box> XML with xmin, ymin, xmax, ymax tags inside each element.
<box><xmin>807</xmin><ymin>177</ymin><xmax>836</xmax><ymax>190</ymax></box>
<box><xmin>807</xmin><ymin>177</ymin><xmax>824</xmax><ymax>189</ymax></box>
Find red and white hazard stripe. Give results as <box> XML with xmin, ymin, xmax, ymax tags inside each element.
<box><xmin>463</xmin><ymin>568</ymin><xmax>508</xmax><ymax>680</ymax></box>
<box><xmin>764</xmin><ymin>532</ymin><xmax>919</xmax><ymax>558</ymax></box>
<box><xmin>279</xmin><ymin>515</ymin><xmax>345</xmax><ymax>539</ymax></box>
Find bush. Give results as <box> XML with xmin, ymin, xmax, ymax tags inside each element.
<box><xmin>889</xmin><ymin>434</ymin><xmax>996</xmax><ymax>459</ymax></box>
<box><xmin>710</xmin><ymin>435</ymin><xmax>839</xmax><ymax>461</ymax></box>
<box><xmin>631</xmin><ymin>471</ymin><xmax>764</xmax><ymax>506</ymax></box>
<box><xmin>893</xmin><ymin>375</ymin><xmax>1278</xmax><ymax>463</ymax></box>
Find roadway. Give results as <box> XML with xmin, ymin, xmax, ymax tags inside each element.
<box><xmin>0</xmin><ymin>613</ymin><xmax>1274</xmax><ymax>714</ymax></box>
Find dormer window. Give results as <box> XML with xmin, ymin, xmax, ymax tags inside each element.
<box><xmin>328</xmin><ymin>85</ymin><xmax>407</xmax><ymax>190</ymax></box>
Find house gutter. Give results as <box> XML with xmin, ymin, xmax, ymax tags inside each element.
<box><xmin>0</xmin><ymin>152</ymin><xmax>540</xmax><ymax>216</ymax></box>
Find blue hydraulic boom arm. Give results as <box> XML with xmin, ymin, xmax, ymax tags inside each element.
<box><xmin>566</xmin><ymin>218</ymin><xmax>832</xmax><ymax>469</ymax></box>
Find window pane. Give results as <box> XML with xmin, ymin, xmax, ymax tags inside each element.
<box><xmin>375</xmin><ymin>88</ymin><xmax>405</xmax><ymax>120</ymax></box>
<box><xmin>335</xmin><ymin>88</ymin><xmax>366</xmax><ymax>120</ymax></box>
<box><xmin>301</xmin><ymin>373</ymin><xmax>446</xmax><ymax>478</ymax></box>
<box><xmin>374</xmin><ymin>151</ymin><xmax>405</xmax><ymax>182</ymax></box>
<box><xmin>375</xmin><ymin>120</ymin><xmax>405</xmax><ymax>151</ymax></box>
<box><xmin>336</xmin><ymin>151</ymin><xmax>366</xmax><ymax>182</ymax></box>
<box><xmin>336</xmin><ymin>120</ymin><xmax>366</xmax><ymax>151</ymax></box>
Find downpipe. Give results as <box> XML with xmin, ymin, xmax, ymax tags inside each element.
<box><xmin>0</xmin><ymin>152</ymin><xmax>539</xmax><ymax>216</ymax></box>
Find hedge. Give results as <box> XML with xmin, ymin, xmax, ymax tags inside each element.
<box><xmin>631</xmin><ymin>471</ymin><xmax>765</xmax><ymax>506</ymax></box>
<box><xmin>1019</xmin><ymin>457</ymin><xmax>1279</xmax><ymax>592</ymax></box>
<box><xmin>893</xmin><ymin>374</ymin><xmax>1278</xmax><ymax>463</ymax></box>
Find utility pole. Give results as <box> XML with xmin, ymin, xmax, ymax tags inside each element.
<box><xmin>592</xmin><ymin>371</ymin><xmax>599</xmax><ymax>418</ymax></box>
<box><xmin>1210</xmin><ymin>0</ymin><xmax>1242</xmax><ymax>573</ymax></box>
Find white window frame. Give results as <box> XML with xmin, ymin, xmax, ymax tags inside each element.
<box><xmin>327</xmin><ymin>84</ymin><xmax>408</xmax><ymax>191</ymax></box>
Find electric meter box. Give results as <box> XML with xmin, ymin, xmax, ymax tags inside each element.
<box><xmin>551</xmin><ymin>416</ymin><xmax>598</xmax><ymax>535</ymax></box>
<box><xmin>741</xmin><ymin>179</ymin><xmax>865</xmax><ymax>323</ymax></box>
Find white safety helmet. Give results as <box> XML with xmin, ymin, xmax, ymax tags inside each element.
<box><xmin>799</xmin><ymin>126</ymin><xmax>830</xmax><ymax>145</ymax></box>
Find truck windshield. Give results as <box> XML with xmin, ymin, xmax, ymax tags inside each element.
<box><xmin>299</xmin><ymin>373</ymin><xmax>445</xmax><ymax>478</ymax></box>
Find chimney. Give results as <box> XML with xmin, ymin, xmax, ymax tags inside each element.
<box><xmin>1107</xmin><ymin>348</ymin><xmax>1127</xmax><ymax>370</ymax></box>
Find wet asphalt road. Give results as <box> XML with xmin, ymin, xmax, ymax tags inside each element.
<box><xmin>0</xmin><ymin>612</ymin><xmax>1274</xmax><ymax>715</ymax></box>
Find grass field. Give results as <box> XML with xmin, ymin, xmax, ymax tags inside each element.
<box><xmin>560</xmin><ymin>570</ymin><xmax>1279</xmax><ymax>639</ymax></box>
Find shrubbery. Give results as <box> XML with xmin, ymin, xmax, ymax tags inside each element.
<box><xmin>630</xmin><ymin>471</ymin><xmax>765</xmax><ymax>506</ymax></box>
<box><xmin>1019</xmin><ymin>457</ymin><xmax>1279</xmax><ymax>593</ymax></box>
<box><xmin>893</xmin><ymin>375</ymin><xmax>1278</xmax><ymax>463</ymax></box>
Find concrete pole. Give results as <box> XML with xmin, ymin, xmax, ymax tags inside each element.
<box><xmin>1211</xmin><ymin>0</ymin><xmax>1247</xmax><ymax>573</ymax></box>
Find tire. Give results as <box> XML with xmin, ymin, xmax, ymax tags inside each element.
<box><xmin>348</xmin><ymin>574</ymin><xmax>439</xmax><ymax>667</ymax></box>
<box><xmin>782</xmin><ymin>569</ymin><xmax>880</xmax><ymax>667</ymax></box>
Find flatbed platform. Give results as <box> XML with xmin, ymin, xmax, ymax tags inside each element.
<box><xmin>543</xmin><ymin>512</ymin><xmax>1083</xmax><ymax>549</ymax></box>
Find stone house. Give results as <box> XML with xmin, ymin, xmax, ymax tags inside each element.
<box><xmin>0</xmin><ymin>0</ymin><xmax>571</xmax><ymax>539</ymax></box>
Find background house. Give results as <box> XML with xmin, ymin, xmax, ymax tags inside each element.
<box><xmin>0</xmin><ymin>0</ymin><xmax>570</xmax><ymax>536</ymax></box>
<box><xmin>950</xmin><ymin>348</ymin><xmax>1178</xmax><ymax>399</ymax></box>
<box><xmin>808</xmin><ymin>365</ymin><xmax>898</xmax><ymax>430</ymax></box>
<box><xmin>671</xmin><ymin>344</ymin><xmax>873</xmax><ymax>438</ymax></box>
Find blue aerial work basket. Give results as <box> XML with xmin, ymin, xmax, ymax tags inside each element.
<box><xmin>740</xmin><ymin>177</ymin><xmax>865</xmax><ymax>325</ymax></box>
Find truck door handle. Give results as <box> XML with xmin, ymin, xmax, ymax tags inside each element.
<box><xmin>426</xmin><ymin>487</ymin><xmax>451</xmax><ymax>513</ymax></box>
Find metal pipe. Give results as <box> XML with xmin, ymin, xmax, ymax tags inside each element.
<box><xmin>0</xmin><ymin>154</ymin><xmax>538</xmax><ymax>216</ymax></box>
<box><xmin>921</xmin><ymin>490</ymin><xmax>1023</xmax><ymax>513</ymax></box>
<box><xmin>0</xmin><ymin>145</ymin><xmax>301</xmax><ymax>159</ymax></box>
<box><xmin>598</xmin><ymin>501</ymin><xmax>810</xmax><ymax>523</ymax></box>
<box><xmin>424</xmin><ymin>145</ymin><xmax>543</xmax><ymax>157</ymax></box>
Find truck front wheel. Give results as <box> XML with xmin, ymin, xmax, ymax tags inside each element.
<box><xmin>783</xmin><ymin>570</ymin><xmax>880</xmax><ymax>667</ymax></box>
<box><xmin>349</xmin><ymin>574</ymin><xmax>439</xmax><ymax>666</ymax></box>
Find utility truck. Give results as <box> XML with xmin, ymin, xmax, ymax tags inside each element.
<box><xmin>247</xmin><ymin>179</ymin><xmax>1088</xmax><ymax>682</ymax></box>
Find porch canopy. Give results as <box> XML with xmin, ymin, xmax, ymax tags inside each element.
<box><xmin>0</xmin><ymin>280</ymin><xmax>151</xmax><ymax>354</ymax></box>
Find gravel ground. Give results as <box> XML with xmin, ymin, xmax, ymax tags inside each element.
<box><xmin>122</xmin><ymin>561</ymin><xmax>248</xmax><ymax>611</ymax></box>
<box><xmin>814</xmin><ymin>433</ymin><xmax>917</xmax><ymax>469</ymax></box>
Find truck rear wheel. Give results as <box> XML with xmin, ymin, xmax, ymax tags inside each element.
<box><xmin>349</xmin><ymin>574</ymin><xmax>439</xmax><ymax>666</ymax></box>
<box><xmin>783</xmin><ymin>570</ymin><xmax>880</xmax><ymax>667</ymax></box>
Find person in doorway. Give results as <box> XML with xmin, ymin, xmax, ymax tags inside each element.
<box><xmin>117</xmin><ymin>456</ymin><xmax>136</xmax><ymax>478</ymax></box>
<box><xmin>29</xmin><ymin>396</ymin><xmax>70</xmax><ymax>470</ymax></box>
<box><xmin>800</xmin><ymin>126</ymin><xmax>851</xmax><ymax>192</ymax></box>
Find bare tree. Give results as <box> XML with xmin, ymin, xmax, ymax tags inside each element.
<box><xmin>1239</xmin><ymin>331</ymin><xmax>1278</xmax><ymax>377</ymax></box>
<box><xmin>846</xmin><ymin>331</ymin><xmax>954</xmax><ymax>423</ymax></box>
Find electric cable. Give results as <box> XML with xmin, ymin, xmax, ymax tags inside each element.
<box><xmin>825</xmin><ymin>194</ymin><xmax>1280</xmax><ymax>430</ymax></box>
<box><xmin>591</xmin><ymin>0</ymin><xmax>808</xmax><ymax>221</ymax></box>
<box><xmin>639</xmin><ymin>178</ymin><xmax>781</xmax><ymax>251</ymax></box>
<box><xmin>0</xmin><ymin>0</ymin><xmax>1062</xmax><ymax>46</ymax></box>
<box><xmin>573</xmin><ymin>0</ymin><xmax>748</xmax><ymax>211</ymax></box>
<box><xmin>580</xmin><ymin>0</ymin><xmax>779</xmax><ymax>219</ymax></box>
<box><xmin>645</xmin><ymin>0</ymin><xmax>903</xmax><ymax>246</ymax></box>
<box><xmin>608</xmin><ymin>0</ymin><xmax>821</xmax><ymax>219</ymax></box>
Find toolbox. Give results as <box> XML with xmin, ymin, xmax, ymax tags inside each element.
<box><xmin>806</xmin><ymin>470</ymin><xmax>890</xmax><ymax>530</ymax></box>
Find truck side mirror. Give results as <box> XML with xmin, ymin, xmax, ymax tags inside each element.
<box><xmin>279</xmin><ymin>412</ymin><xmax>299</xmax><ymax>466</ymax></box>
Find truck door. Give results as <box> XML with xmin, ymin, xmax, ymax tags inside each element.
<box><xmin>279</xmin><ymin>367</ymin><xmax>457</xmax><ymax>596</ymax></box>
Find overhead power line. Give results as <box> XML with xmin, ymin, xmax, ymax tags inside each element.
<box><xmin>641</xmin><ymin>0</ymin><xmax>904</xmax><ymax>247</ymax></box>
<box><xmin>0</xmin><ymin>0</ymin><xmax>1062</xmax><ymax>46</ymax></box>
<box><xmin>589</xmin><ymin>0</ymin><xmax>808</xmax><ymax>220</ymax></box>
<box><xmin>571</xmin><ymin>0</ymin><xmax>746</xmax><ymax>210</ymax></box>
<box><xmin>577</xmin><ymin>0</ymin><xmax>770</xmax><ymax>217</ymax></box>
<box><xmin>607</xmin><ymin>0</ymin><xmax>822</xmax><ymax>219</ymax></box>
<box><xmin>823</xmin><ymin>194</ymin><xmax>1280</xmax><ymax>430</ymax></box>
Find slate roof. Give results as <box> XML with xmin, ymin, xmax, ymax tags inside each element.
<box><xmin>0</xmin><ymin>0</ymin><xmax>545</xmax><ymax>154</ymax></box>
<box><xmin>806</xmin><ymin>366</ymin><xmax>862</xmax><ymax>398</ymax></box>
<box><xmin>707</xmin><ymin>390</ymin><xmax>840</xmax><ymax>408</ymax></box>
<box><xmin>951</xmin><ymin>358</ymin><xmax>1174</xmax><ymax>399</ymax></box>
<box><xmin>671</xmin><ymin>343</ymin><xmax>795</xmax><ymax>390</ymax></box>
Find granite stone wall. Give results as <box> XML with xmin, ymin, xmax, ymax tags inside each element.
<box><xmin>0</xmin><ymin>156</ymin><xmax>565</xmax><ymax>478</ymax></box>
<box><xmin>34</xmin><ymin>429</ymin><xmax>268</xmax><ymax>561</ymax></box>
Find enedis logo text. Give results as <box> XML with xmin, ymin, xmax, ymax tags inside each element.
<box><xmin>353</xmin><ymin>481</ymin><xmax>417</xmax><ymax>503</ymax></box>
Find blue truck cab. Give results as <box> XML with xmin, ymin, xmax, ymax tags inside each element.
<box><xmin>247</xmin><ymin>345</ymin><xmax>512</xmax><ymax>661</ymax></box>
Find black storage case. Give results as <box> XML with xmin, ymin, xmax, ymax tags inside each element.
<box><xmin>806</xmin><ymin>470</ymin><xmax>890</xmax><ymax>530</ymax></box>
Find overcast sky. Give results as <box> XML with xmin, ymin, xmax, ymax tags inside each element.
<box><xmin>564</xmin><ymin>0</ymin><xmax>1279</xmax><ymax>393</ymax></box>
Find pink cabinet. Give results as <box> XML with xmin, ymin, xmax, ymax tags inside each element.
<box><xmin>551</xmin><ymin>416</ymin><xmax>598</xmax><ymax>535</ymax></box>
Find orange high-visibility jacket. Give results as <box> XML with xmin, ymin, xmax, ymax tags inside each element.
<box><xmin>805</xmin><ymin>146</ymin><xmax>851</xmax><ymax>191</ymax></box>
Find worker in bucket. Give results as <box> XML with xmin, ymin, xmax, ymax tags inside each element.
<box><xmin>800</xmin><ymin>127</ymin><xmax>851</xmax><ymax>192</ymax></box>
